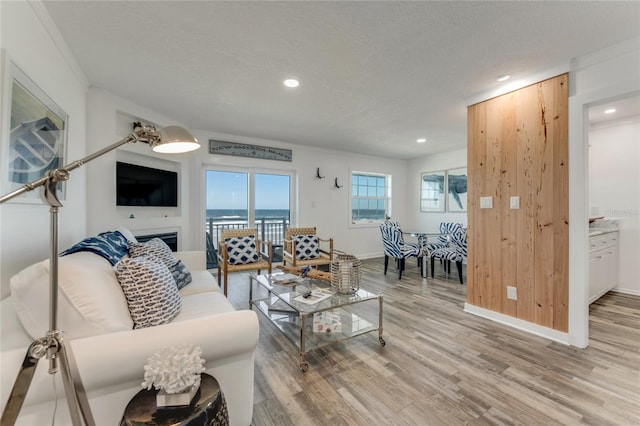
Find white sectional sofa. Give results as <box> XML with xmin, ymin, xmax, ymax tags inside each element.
<box><xmin>0</xmin><ymin>231</ymin><xmax>259</xmax><ymax>425</ymax></box>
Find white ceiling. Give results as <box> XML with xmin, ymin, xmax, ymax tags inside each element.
<box><xmin>42</xmin><ymin>1</ymin><xmax>640</xmax><ymax>159</ymax></box>
<box><xmin>588</xmin><ymin>93</ymin><xmax>640</xmax><ymax>128</ymax></box>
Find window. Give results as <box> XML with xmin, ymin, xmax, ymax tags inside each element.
<box><xmin>351</xmin><ymin>172</ymin><xmax>391</xmax><ymax>223</ymax></box>
<box><xmin>204</xmin><ymin>168</ymin><xmax>294</xmax><ymax>265</ymax></box>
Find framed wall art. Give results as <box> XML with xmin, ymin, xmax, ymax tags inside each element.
<box><xmin>2</xmin><ymin>58</ymin><xmax>68</xmax><ymax>202</ymax></box>
<box><xmin>420</xmin><ymin>167</ymin><xmax>468</xmax><ymax>212</ymax></box>
<box><xmin>447</xmin><ymin>167</ymin><xmax>467</xmax><ymax>212</ymax></box>
<box><xmin>420</xmin><ymin>170</ymin><xmax>446</xmax><ymax>212</ymax></box>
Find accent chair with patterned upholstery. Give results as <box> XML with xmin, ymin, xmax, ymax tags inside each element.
<box><xmin>217</xmin><ymin>228</ymin><xmax>272</xmax><ymax>296</ymax></box>
<box><xmin>430</xmin><ymin>226</ymin><xmax>467</xmax><ymax>283</ymax></box>
<box><xmin>283</xmin><ymin>227</ymin><xmax>333</xmax><ymax>269</ymax></box>
<box><xmin>379</xmin><ymin>221</ymin><xmax>426</xmax><ymax>279</ymax></box>
<box><xmin>426</xmin><ymin>222</ymin><xmax>463</xmax><ymax>252</ymax></box>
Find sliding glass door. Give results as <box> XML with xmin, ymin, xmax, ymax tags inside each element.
<box><xmin>205</xmin><ymin>168</ymin><xmax>293</xmax><ymax>265</ymax></box>
<box><xmin>206</xmin><ymin>170</ymin><xmax>249</xmax><ymax>226</ymax></box>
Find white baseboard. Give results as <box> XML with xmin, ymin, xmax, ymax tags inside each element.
<box><xmin>464</xmin><ymin>303</ymin><xmax>570</xmax><ymax>345</ymax></box>
<box><xmin>612</xmin><ymin>288</ymin><xmax>640</xmax><ymax>297</ymax></box>
<box><xmin>357</xmin><ymin>252</ymin><xmax>383</xmax><ymax>260</ymax></box>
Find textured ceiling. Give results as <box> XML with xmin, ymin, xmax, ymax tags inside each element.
<box><xmin>42</xmin><ymin>1</ymin><xmax>639</xmax><ymax>159</ymax></box>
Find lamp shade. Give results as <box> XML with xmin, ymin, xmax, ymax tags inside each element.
<box><xmin>151</xmin><ymin>126</ymin><xmax>200</xmax><ymax>153</ymax></box>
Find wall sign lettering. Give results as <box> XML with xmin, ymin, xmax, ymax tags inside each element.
<box><xmin>208</xmin><ymin>140</ymin><xmax>292</xmax><ymax>162</ymax></box>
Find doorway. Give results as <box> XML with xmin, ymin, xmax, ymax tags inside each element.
<box><xmin>586</xmin><ymin>92</ymin><xmax>640</xmax><ymax>341</ymax></box>
<box><xmin>205</xmin><ymin>168</ymin><xmax>294</xmax><ymax>266</ymax></box>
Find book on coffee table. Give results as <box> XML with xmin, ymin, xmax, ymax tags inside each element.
<box><xmin>293</xmin><ymin>287</ymin><xmax>333</xmax><ymax>305</ymax></box>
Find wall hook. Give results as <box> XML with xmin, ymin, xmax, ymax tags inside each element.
<box><xmin>316</xmin><ymin>167</ymin><xmax>325</xmax><ymax>179</ymax></box>
<box><xmin>334</xmin><ymin>178</ymin><xmax>343</xmax><ymax>189</ymax></box>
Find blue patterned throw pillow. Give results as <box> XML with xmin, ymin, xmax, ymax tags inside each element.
<box><xmin>294</xmin><ymin>234</ymin><xmax>320</xmax><ymax>260</ymax></box>
<box><xmin>129</xmin><ymin>238</ymin><xmax>175</xmax><ymax>266</ymax></box>
<box><xmin>60</xmin><ymin>231</ymin><xmax>129</xmax><ymax>265</ymax></box>
<box><xmin>225</xmin><ymin>236</ymin><xmax>259</xmax><ymax>265</ymax></box>
<box><xmin>171</xmin><ymin>260</ymin><xmax>192</xmax><ymax>290</ymax></box>
<box><xmin>115</xmin><ymin>254</ymin><xmax>182</xmax><ymax>329</ymax></box>
<box><xmin>129</xmin><ymin>238</ymin><xmax>192</xmax><ymax>290</ymax></box>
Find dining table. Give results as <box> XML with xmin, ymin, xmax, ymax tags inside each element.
<box><xmin>402</xmin><ymin>231</ymin><xmax>451</xmax><ymax>278</ymax></box>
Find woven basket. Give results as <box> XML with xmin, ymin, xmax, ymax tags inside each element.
<box><xmin>330</xmin><ymin>254</ymin><xmax>361</xmax><ymax>294</ymax></box>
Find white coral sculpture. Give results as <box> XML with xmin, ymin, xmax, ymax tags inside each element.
<box><xmin>141</xmin><ymin>344</ymin><xmax>206</xmax><ymax>394</ymax></box>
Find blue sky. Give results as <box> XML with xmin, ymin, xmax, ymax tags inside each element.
<box><xmin>206</xmin><ymin>171</ymin><xmax>290</xmax><ymax>210</ymax></box>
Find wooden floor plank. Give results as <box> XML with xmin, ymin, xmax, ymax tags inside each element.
<box><xmin>221</xmin><ymin>259</ymin><xmax>640</xmax><ymax>425</ymax></box>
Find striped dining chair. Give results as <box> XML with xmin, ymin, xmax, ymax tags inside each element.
<box><xmin>430</xmin><ymin>226</ymin><xmax>467</xmax><ymax>283</ymax></box>
<box><xmin>426</xmin><ymin>222</ymin><xmax>463</xmax><ymax>252</ymax></box>
<box><xmin>379</xmin><ymin>221</ymin><xmax>426</xmax><ymax>279</ymax></box>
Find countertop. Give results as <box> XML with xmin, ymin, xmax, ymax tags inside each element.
<box><xmin>589</xmin><ymin>228</ymin><xmax>619</xmax><ymax>237</ymax></box>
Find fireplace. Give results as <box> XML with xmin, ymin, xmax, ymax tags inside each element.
<box><xmin>135</xmin><ymin>232</ymin><xmax>178</xmax><ymax>252</ymax></box>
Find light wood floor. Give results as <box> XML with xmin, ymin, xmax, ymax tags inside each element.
<box><xmin>222</xmin><ymin>259</ymin><xmax>640</xmax><ymax>426</ymax></box>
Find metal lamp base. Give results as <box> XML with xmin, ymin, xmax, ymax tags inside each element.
<box><xmin>1</xmin><ymin>331</ymin><xmax>95</xmax><ymax>426</ymax></box>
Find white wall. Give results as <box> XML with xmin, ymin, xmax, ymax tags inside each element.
<box><xmin>85</xmin><ymin>88</ymin><xmax>196</xmax><ymax>250</ymax></box>
<box><xmin>84</xmin><ymin>89</ymin><xmax>409</xmax><ymax>260</ymax></box>
<box><xmin>589</xmin><ymin>119</ymin><xmax>640</xmax><ymax>295</ymax></box>
<box><xmin>0</xmin><ymin>2</ymin><xmax>87</xmax><ymax>298</ymax></box>
<box><xmin>407</xmin><ymin>148</ymin><xmax>468</xmax><ymax>232</ymax></box>
<box><xmin>445</xmin><ymin>38</ymin><xmax>639</xmax><ymax>347</ymax></box>
<box><xmin>191</xmin><ymin>129</ymin><xmax>409</xmax><ymax>259</ymax></box>
<box><xmin>568</xmin><ymin>38</ymin><xmax>640</xmax><ymax>347</ymax></box>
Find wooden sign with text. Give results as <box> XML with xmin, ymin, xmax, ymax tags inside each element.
<box><xmin>208</xmin><ymin>140</ymin><xmax>292</xmax><ymax>162</ymax></box>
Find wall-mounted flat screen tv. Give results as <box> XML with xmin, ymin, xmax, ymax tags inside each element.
<box><xmin>116</xmin><ymin>162</ymin><xmax>178</xmax><ymax>207</ymax></box>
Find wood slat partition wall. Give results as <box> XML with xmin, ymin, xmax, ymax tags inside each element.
<box><xmin>467</xmin><ymin>74</ymin><xmax>569</xmax><ymax>332</ymax></box>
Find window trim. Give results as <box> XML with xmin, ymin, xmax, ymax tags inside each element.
<box><xmin>349</xmin><ymin>170</ymin><xmax>392</xmax><ymax>227</ymax></box>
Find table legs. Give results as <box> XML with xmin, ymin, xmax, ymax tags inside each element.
<box><xmin>378</xmin><ymin>294</ymin><xmax>386</xmax><ymax>346</ymax></box>
<box><xmin>299</xmin><ymin>313</ymin><xmax>309</xmax><ymax>372</ymax></box>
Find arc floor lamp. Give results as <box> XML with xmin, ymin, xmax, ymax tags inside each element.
<box><xmin>0</xmin><ymin>123</ymin><xmax>199</xmax><ymax>425</ymax></box>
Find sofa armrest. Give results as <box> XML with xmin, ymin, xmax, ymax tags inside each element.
<box><xmin>174</xmin><ymin>251</ymin><xmax>206</xmax><ymax>271</ymax></box>
<box><xmin>2</xmin><ymin>310</ymin><xmax>259</xmax><ymax>407</ymax></box>
<box><xmin>72</xmin><ymin>310</ymin><xmax>258</xmax><ymax>391</ymax></box>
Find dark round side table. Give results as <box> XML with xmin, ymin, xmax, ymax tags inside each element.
<box><xmin>120</xmin><ymin>373</ymin><xmax>229</xmax><ymax>426</ymax></box>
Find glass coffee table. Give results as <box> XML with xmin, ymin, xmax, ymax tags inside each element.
<box><xmin>249</xmin><ymin>273</ymin><xmax>385</xmax><ymax>371</ymax></box>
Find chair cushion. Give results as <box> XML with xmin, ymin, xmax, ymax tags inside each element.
<box><xmin>402</xmin><ymin>242</ymin><xmax>424</xmax><ymax>257</ymax></box>
<box><xmin>294</xmin><ymin>235</ymin><xmax>320</xmax><ymax>260</ymax></box>
<box><xmin>427</xmin><ymin>241</ymin><xmax>446</xmax><ymax>252</ymax></box>
<box><xmin>115</xmin><ymin>255</ymin><xmax>182</xmax><ymax>329</ymax></box>
<box><xmin>60</xmin><ymin>230</ymin><xmax>129</xmax><ymax>265</ymax></box>
<box><xmin>174</xmin><ymin>292</ymin><xmax>235</xmax><ymax>323</ymax></box>
<box><xmin>178</xmin><ymin>270</ymin><xmax>222</xmax><ymax>296</ymax></box>
<box><xmin>431</xmin><ymin>247</ymin><xmax>462</xmax><ymax>262</ymax></box>
<box><xmin>225</xmin><ymin>236</ymin><xmax>260</xmax><ymax>265</ymax></box>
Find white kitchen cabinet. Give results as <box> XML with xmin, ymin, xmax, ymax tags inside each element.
<box><xmin>588</xmin><ymin>231</ymin><xmax>619</xmax><ymax>304</ymax></box>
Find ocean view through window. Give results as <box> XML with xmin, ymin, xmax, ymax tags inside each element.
<box><xmin>351</xmin><ymin>171</ymin><xmax>391</xmax><ymax>223</ymax></box>
<box><xmin>205</xmin><ymin>170</ymin><xmax>292</xmax><ymax>263</ymax></box>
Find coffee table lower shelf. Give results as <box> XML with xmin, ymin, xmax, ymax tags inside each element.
<box><xmin>249</xmin><ymin>274</ymin><xmax>385</xmax><ymax>372</ymax></box>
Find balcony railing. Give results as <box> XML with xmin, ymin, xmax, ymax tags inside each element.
<box><xmin>205</xmin><ymin>216</ymin><xmax>289</xmax><ymax>268</ymax></box>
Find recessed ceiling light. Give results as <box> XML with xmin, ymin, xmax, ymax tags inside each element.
<box><xmin>283</xmin><ymin>79</ymin><xmax>299</xmax><ymax>88</ymax></box>
<box><xmin>604</xmin><ymin>108</ymin><xmax>616</xmax><ymax>114</ymax></box>
<box><xmin>496</xmin><ymin>74</ymin><xmax>511</xmax><ymax>82</ymax></box>
<box><xmin>416</xmin><ymin>138</ymin><xmax>426</xmax><ymax>143</ymax></box>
